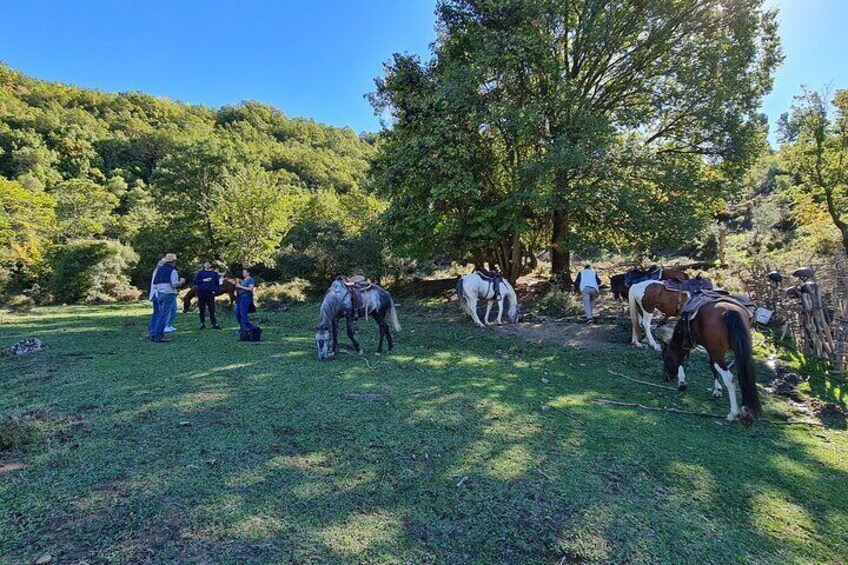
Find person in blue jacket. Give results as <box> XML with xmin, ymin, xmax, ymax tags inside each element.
<box><xmin>193</xmin><ymin>260</ymin><xmax>222</xmax><ymax>330</ymax></box>
<box><xmin>234</xmin><ymin>268</ymin><xmax>257</xmax><ymax>331</ymax></box>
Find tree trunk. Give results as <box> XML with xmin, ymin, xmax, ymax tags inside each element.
<box><xmin>551</xmin><ymin>170</ymin><xmax>572</xmax><ymax>287</ymax></box>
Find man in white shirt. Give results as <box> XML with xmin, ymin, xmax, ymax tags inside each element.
<box><xmin>573</xmin><ymin>264</ymin><xmax>601</xmax><ymax>323</ymax></box>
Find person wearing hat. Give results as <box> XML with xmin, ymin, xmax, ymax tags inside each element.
<box><xmin>192</xmin><ymin>260</ymin><xmax>222</xmax><ymax>330</ymax></box>
<box><xmin>573</xmin><ymin>263</ymin><xmax>601</xmax><ymax>323</ymax></box>
<box><xmin>149</xmin><ymin>253</ymin><xmax>185</xmax><ymax>343</ymax></box>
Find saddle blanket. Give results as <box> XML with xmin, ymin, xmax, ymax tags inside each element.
<box><xmin>681</xmin><ymin>289</ymin><xmax>756</xmax><ymax>322</ymax></box>
<box><xmin>625</xmin><ymin>267</ymin><xmax>662</xmax><ymax>287</ymax></box>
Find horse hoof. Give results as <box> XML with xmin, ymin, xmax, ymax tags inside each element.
<box><xmin>374</xmin><ymin>352</ymin><xmax>382</xmax><ymax>357</ymax></box>
<box><xmin>632</xmin><ymin>342</ymin><xmax>644</xmax><ymax>349</ymax></box>
<box><xmin>357</xmin><ymin>350</ymin><xmax>364</xmax><ymax>356</ymax></box>
<box><xmin>726</xmin><ymin>412</ymin><xmax>738</xmax><ymax>422</ymax></box>
<box><xmin>677</xmin><ymin>383</ymin><xmax>687</xmax><ymax>392</ymax></box>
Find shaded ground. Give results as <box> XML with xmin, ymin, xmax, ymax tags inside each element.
<box><xmin>1</xmin><ymin>301</ymin><xmax>847</xmax><ymax>564</ymax></box>
<box><xmin>495</xmin><ymin>320</ymin><xmax>627</xmax><ymax>352</ymax></box>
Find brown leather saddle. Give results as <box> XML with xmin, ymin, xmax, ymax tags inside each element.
<box><xmin>341</xmin><ymin>275</ymin><xmax>373</xmax><ymax>313</ymax></box>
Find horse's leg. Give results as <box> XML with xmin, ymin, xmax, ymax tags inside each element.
<box><xmin>709</xmin><ymin>363</ymin><xmax>723</xmax><ymax>397</ymax></box>
<box><xmin>467</xmin><ymin>295</ymin><xmax>485</xmax><ymax>327</ymax></box>
<box><xmin>331</xmin><ymin>319</ymin><xmax>339</xmax><ymax>357</ymax></box>
<box><xmin>676</xmin><ymin>365</ymin><xmax>687</xmax><ymax>391</ymax></box>
<box><xmin>642</xmin><ymin>312</ymin><xmax>661</xmax><ymax>352</ymax></box>
<box><xmin>714</xmin><ymin>360</ymin><xmax>740</xmax><ymax>421</ymax></box>
<box><xmin>629</xmin><ymin>289</ymin><xmax>644</xmax><ymax>347</ymax></box>
<box><xmin>374</xmin><ymin>314</ymin><xmax>385</xmax><ymax>355</ymax></box>
<box><xmin>484</xmin><ymin>301</ymin><xmax>494</xmax><ymax>325</ymax></box>
<box><xmin>496</xmin><ymin>297</ymin><xmax>505</xmax><ymax>325</ymax></box>
<box><xmin>346</xmin><ymin>315</ymin><xmax>362</xmax><ymax>355</ymax></box>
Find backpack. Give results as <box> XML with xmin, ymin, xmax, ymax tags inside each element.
<box><xmin>238</xmin><ymin>327</ymin><xmax>262</xmax><ymax>342</ymax></box>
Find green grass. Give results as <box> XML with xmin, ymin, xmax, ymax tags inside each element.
<box><xmin>1</xmin><ymin>301</ymin><xmax>846</xmax><ymax>564</ymax></box>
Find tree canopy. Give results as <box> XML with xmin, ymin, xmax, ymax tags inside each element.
<box><xmin>370</xmin><ymin>0</ymin><xmax>781</xmax><ymax>282</ymax></box>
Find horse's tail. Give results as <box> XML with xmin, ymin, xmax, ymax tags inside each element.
<box><xmin>389</xmin><ymin>296</ymin><xmax>401</xmax><ymax>332</ymax></box>
<box><xmin>628</xmin><ymin>284</ymin><xmax>642</xmax><ymax>339</ymax></box>
<box><xmin>726</xmin><ymin>310</ymin><xmax>761</xmax><ymax>419</ymax></box>
<box><xmin>456</xmin><ymin>278</ymin><xmax>467</xmax><ymax>313</ymax></box>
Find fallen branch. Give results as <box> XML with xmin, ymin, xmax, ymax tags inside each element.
<box><xmin>594</xmin><ymin>399</ymin><xmax>723</xmax><ymax>419</ymax></box>
<box><xmin>607</xmin><ymin>370</ymin><xmax>678</xmax><ymax>391</ymax></box>
<box><xmin>594</xmin><ymin>399</ymin><xmax>836</xmax><ymax>429</ymax></box>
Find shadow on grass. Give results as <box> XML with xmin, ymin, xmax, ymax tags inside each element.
<box><xmin>0</xmin><ymin>302</ymin><xmax>846</xmax><ymax>563</ymax></box>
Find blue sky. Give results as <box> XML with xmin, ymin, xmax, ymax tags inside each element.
<box><xmin>0</xmin><ymin>0</ymin><xmax>845</xmax><ymax>139</ymax></box>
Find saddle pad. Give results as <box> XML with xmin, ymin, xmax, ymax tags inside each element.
<box><xmin>682</xmin><ymin>290</ymin><xmax>756</xmax><ymax>322</ymax></box>
<box><xmin>625</xmin><ymin>267</ymin><xmax>662</xmax><ymax>287</ymax></box>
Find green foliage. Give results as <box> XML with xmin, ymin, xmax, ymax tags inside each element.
<box><xmin>277</xmin><ymin>190</ymin><xmax>387</xmax><ymax>284</ymax></box>
<box><xmin>52</xmin><ymin>178</ymin><xmax>119</xmax><ymax>240</ymax></box>
<box><xmin>0</xmin><ymin>177</ymin><xmax>56</xmax><ymax>291</ymax></box>
<box><xmin>47</xmin><ymin>240</ymin><xmax>139</xmax><ymax>304</ymax></box>
<box><xmin>5</xmin><ymin>294</ymin><xmax>34</xmax><ymax>314</ymax></box>
<box><xmin>210</xmin><ymin>164</ymin><xmax>303</xmax><ymax>267</ymax></box>
<box><xmin>254</xmin><ymin>279</ymin><xmax>311</xmax><ymax>310</ymax></box>
<box><xmin>371</xmin><ymin>0</ymin><xmax>781</xmax><ymax>279</ymax></box>
<box><xmin>0</xmin><ymin>64</ymin><xmax>377</xmax><ymax>301</ymax></box>
<box><xmin>779</xmin><ymin>88</ymin><xmax>848</xmax><ymax>256</ymax></box>
<box><xmin>532</xmin><ymin>287</ymin><xmax>584</xmax><ymax>318</ymax></box>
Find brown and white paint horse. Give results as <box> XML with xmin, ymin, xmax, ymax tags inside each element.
<box><xmin>628</xmin><ymin>280</ymin><xmax>689</xmax><ymax>351</ymax></box>
<box><xmin>662</xmin><ymin>301</ymin><xmax>761</xmax><ymax>425</ymax></box>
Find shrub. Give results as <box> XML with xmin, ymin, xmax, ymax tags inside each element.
<box><xmin>255</xmin><ymin>279</ymin><xmax>312</xmax><ymax>310</ymax></box>
<box><xmin>6</xmin><ymin>294</ymin><xmax>35</xmax><ymax>314</ymax></box>
<box><xmin>277</xmin><ymin>221</ymin><xmax>386</xmax><ymax>285</ymax></box>
<box><xmin>47</xmin><ymin>240</ymin><xmax>140</xmax><ymax>304</ymax></box>
<box><xmin>533</xmin><ymin>287</ymin><xmax>584</xmax><ymax>318</ymax></box>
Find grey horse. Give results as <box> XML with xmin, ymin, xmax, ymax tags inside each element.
<box><xmin>315</xmin><ymin>277</ymin><xmax>401</xmax><ymax>360</ymax></box>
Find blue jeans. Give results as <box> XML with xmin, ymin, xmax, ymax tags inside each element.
<box><xmin>148</xmin><ymin>296</ymin><xmax>159</xmax><ymax>336</ymax></box>
<box><xmin>151</xmin><ymin>293</ymin><xmax>176</xmax><ymax>341</ymax></box>
<box><xmin>235</xmin><ymin>294</ymin><xmax>255</xmax><ymax>331</ymax></box>
<box><xmin>167</xmin><ymin>295</ymin><xmax>177</xmax><ymax>327</ymax></box>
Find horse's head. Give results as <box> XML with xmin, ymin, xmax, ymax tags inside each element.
<box><xmin>508</xmin><ymin>299</ymin><xmax>520</xmax><ymax>323</ymax></box>
<box><xmin>661</xmin><ymin>342</ymin><xmax>679</xmax><ymax>382</ymax></box>
<box><xmin>315</xmin><ymin>324</ymin><xmax>332</xmax><ymax>361</ymax></box>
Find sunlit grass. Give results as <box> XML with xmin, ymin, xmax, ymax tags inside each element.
<box><xmin>0</xmin><ymin>301</ymin><xmax>846</xmax><ymax>563</ymax></box>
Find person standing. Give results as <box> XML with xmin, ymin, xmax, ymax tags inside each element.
<box><xmin>573</xmin><ymin>263</ymin><xmax>601</xmax><ymax>323</ymax></box>
<box><xmin>147</xmin><ymin>258</ymin><xmax>165</xmax><ymax>339</ymax></box>
<box><xmin>234</xmin><ymin>268</ymin><xmax>257</xmax><ymax>331</ymax></box>
<box><xmin>149</xmin><ymin>253</ymin><xmax>185</xmax><ymax>343</ymax></box>
<box><xmin>193</xmin><ymin>260</ymin><xmax>222</xmax><ymax>330</ymax></box>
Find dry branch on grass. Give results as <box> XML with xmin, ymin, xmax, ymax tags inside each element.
<box><xmin>607</xmin><ymin>370</ymin><xmax>678</xmax><ymax>391</ymax></box>
<box><xmin>594</xmin><ymin>398</ymin><xmax>833</xmax><ymax>428</ymax></box>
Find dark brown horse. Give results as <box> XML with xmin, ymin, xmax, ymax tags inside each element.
<box><xmin>610</xmin><ymin>266</ymin><xmax>689</xmax><ymax>301</ymax></box>
<box><xmin>662</xmin><ymin>301</ymin><xmax>761</xmax><ymax>426</ymax></box>
<box><xmin>182</xmin><ymin>279</ymin><xmax>237</xmax><ymax>312</ymax></box>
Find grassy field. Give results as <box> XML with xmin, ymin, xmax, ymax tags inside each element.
<box><xmin>1</xmin><ymin>300</ymin><xmax>846</xmax><ymax>564</ymax></box>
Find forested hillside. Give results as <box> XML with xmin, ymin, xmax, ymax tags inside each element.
<box><xmin>0</xmin><ymin>63</ymin><xmax>380</xmax><ymax>303</ymax></box>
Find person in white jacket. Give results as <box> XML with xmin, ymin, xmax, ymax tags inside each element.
<box><xmin>573</xmin><ymin>264</ymin><xmax>601</xmax><ymax>323</ymax></box>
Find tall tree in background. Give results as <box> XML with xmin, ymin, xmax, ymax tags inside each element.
<box><xmin>780</xmin><ymin>89</ymin><xmax>848</xmax><ymax>257</ymax></box>
<box><xmin>210</xmin><ymin>164</ymin><xmax>302</xmax><ymax>267</ymax></box>
<box><xmin>373</xmin><ymin>0</ymin><xmax>780</xmax><ymax>283</ymax></box>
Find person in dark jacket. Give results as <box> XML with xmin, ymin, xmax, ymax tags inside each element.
<box><xmin>193</xmin><ymin>260</ymin><xmax>222</xmax><ymax>330</ymax></box>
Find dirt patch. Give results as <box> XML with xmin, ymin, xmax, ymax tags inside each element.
<box><xmin>494</xmin><ymin>321</ymin><xmax>628</xmax><ymax>351</ymax></box>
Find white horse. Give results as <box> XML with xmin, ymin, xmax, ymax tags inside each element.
<box><xmin>456</xmin><ymin>272</ymin><xmax>519</xmax><ymax>327</ymax></box>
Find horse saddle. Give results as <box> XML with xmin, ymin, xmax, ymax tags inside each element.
<box><xmin>663</xmin><ymin>276</ymin><xmax>713</xmax><ymax>294</ymax></box>
<box><xmin>475</xmin><ymin>269</ymin><xmax>504</xmax><ymax>299</ymax></box>
<box><xmin>624</xmin><ymin>265</ymin><xmax>662</xmax><ymax>287</ymax></box>
<box><xmin>680</xmin><ymin>289</ymin><xmax>756</xmax><ymax>322</ymax></box>
<box><xmin>341</xmin><ymin>275</ymin><xmax>373</xmax><ymax>313</ymax></box>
